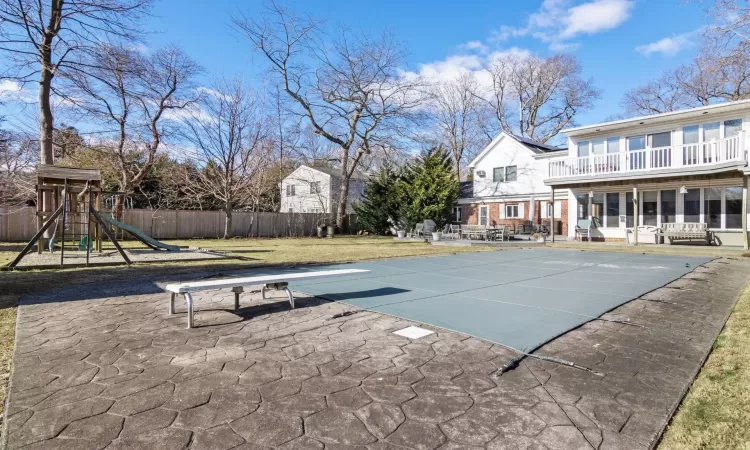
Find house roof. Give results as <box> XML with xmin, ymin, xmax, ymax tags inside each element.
<box><xmin>292</xmin><ymin>165</ymin><xmax>370</xmax><ymax>182</ymax></box>
<box><xmin>562</xmin><ymin>99</ymin><xmax>750</xmax><ymax>137</ymax></box>
<box><xmin>458</xmin><ymin>181</ymin><xmax>473</xmax><ymax>199</ymax></box>
<box><xmin>467</xmin><ymin>132</ymin><xmax>565</xmax><ymax>168</ymax></box>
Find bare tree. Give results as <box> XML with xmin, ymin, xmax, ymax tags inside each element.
<box><xmin>0</xmin><ymin>0</ymin><xmax>151</xmax><ymax>165</ymax></box>
<box><xmin>480</xmin><ymin>53</ymin><xmax>599</xmax><ymax>144</ymax></box>
<box><xmin>66</xmin><ymin>44</ymin><xmax>200</xmax><ymax>219</ymax></box>
<box><xmin>235</xmin><ymin>2</ymin><xmax>422</xmax><ymax>226</ymax></box>
<box><xmin>182</xmin><ymin>78</ymin><xmax>271</xmax><ymax>238</ymax></box>
<box><xmin>0</xmin><ymin>126</ymin><xmax>37</xmax><ymax>205</ymax></box>
<box><xmin>622</xmin><ymin>0</ymin><xmax>750</xmax><ymax>116</ymax></box>
<box><xmin>429</xmin><ymin>72</ymin><xmax>483</xmax><ymax>178</ymax></box>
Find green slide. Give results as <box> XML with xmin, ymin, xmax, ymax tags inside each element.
<box><xmin>99</xmin><ymin>213</ymin><xmax>180</xmax><ymax>252</ymax></box>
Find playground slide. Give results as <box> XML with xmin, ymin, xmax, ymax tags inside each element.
<box><xmin>99</xmin><ymin>213</ymin><xmax>181</xmax><ymax>252</ymax></box>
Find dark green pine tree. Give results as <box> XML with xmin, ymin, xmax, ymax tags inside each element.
<box><xmin>355</xmin><ymin>165</ymin><xmax>401</xmax><ymax>234</ymax></box>
<box><xmin>399</xmin><ymin>147</ymin><xmax>459</xmax><ymax>230</ymax></box>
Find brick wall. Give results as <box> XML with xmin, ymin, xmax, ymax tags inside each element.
<box><xmin>459</xmin><ymin>199</ymin><xmax>569</xmax><ymax>235</ymax></box>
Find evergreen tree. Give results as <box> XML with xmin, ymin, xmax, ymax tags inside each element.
<box><xmin>354</xmin><ymin>165</ymin><xmax>400</xmax><ymax>234</ymax></box>
<box><xmin>398</xmin><ymin>147</ymin><xmax>458</xmax><ymax>231</ymax></box>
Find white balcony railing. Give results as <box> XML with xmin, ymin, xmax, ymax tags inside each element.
<box><xmin>548</xmin><ymin>134</ymin><xmax>746</xmax><ymax>179</ymax></box>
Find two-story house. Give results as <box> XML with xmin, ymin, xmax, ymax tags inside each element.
<box><xmin>280</xmin><ymin>165</ymin><xmax>368</xmax><ymax>215</ymax></box>
<box><xmin>546</xmin><ymin>99</ymin><xmax>750</xmax><ymax>247</ymax></box>
<box><xmin>457</xmin><ymin>133</ymin><xmax>570</xmax><ymax>235</ymax></box>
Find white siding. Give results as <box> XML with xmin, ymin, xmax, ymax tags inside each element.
<box><xmin>280</xmin><ymin>166</ymin><xmax>332</xmax><ymax>213</ymax></box>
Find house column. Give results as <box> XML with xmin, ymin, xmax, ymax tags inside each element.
<box><xmin>633</xmin><ymin>185</ymin><xmax>639</xmax><ymax>246</ymax></box>
<box><xmin>743</xmin><ymin>175</ymin><xmax>748</xmax><ymax>250</ymax></box>
<box><xmin>550</xmin><ymin>188</ymin><xmax>555</xmax><ymax>243</ymax></box>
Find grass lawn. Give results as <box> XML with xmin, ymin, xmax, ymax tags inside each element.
<box><xmin>659</xmin><ymin>281</ymin><xmax>750</xmax><ymax>450</ymax></box>
<box><xmin>0</xmin><ymin>235</ymin><xmax>488</xmax><ymax>425</ymax></box>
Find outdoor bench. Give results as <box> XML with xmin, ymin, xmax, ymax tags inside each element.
<box><xmin>165</xmin><ymin>269</ymin><xmax>369</xmax><ymax>328</ymax></box>
<box><xmin>659</xmin><ymin>222</ymin><xmax>713</xmax><ymax>245</ymax></box>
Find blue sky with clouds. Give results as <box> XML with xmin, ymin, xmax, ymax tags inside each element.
<box><xmin>0</xmin><ymin>0</ymin><xmax>712</xmax><ymax>130</ymax></box>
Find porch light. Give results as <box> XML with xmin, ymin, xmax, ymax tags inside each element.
<box><xmin>679</xmin><ymin>186</ymin><xmax>688</xmax><ymax>194</ymax></box>
<box><xmin>588</xmin><ymin>191</ymin><xmax>594</xmax><ymax>198</ymax></box>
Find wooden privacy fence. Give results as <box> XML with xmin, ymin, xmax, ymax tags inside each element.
<box><xmin>0</xmin><ymin>207</ymin><xmax>360</xmax><ymax>241</ymax></box>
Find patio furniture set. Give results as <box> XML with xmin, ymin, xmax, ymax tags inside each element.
<box><xmin>574</xmin><ymin>218</ymin><xmax>716</xmax><ymax>245</ymax></box>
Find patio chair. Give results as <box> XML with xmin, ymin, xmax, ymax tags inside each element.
<box><xmin>574</xmin><ymin>219</ymin><xmax>594</xmax><ymax>241</ymax></box>
<box><xmin>414</xmin><ymin>222</ymin><xmax>424</xmax><ymax>237</ymax></box>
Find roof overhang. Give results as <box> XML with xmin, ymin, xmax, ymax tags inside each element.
<box><xmin>544</xmin><ymin>162</ymin><xmax>748</xmax><ymax>187</ymax></box>
<box><xmin>562</xmin><ymin>100</ymin><xmax>750</xmax><ymax>138</ymax></box>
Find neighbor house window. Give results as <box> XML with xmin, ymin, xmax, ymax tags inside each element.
<box><xmin>288</xmin><ymin>208</ymin><xmax>293</xmax><ymax>213</ymax></box>
<box><xmin>492</xmin><ymin>166</ymin><xmax>517</xmax><ymax>182</ymax></box>
<box><xmin>493</xmin><ymin>167</ymin><xmax>504</xmax><ymax>182</ymax></box>
<box><xmin>725</xmin><ymin>119</ymin><xmax>743</xmax><ymax>137</ymax></box>
<box><xmin>684</xmin><ymin>188</ymin><xmax>700</xmax><ymax>223</ymax></box>
<box><xmin>286</xmin><ymin>184</ymin><xmax>296</xmax><ymax>196</ymax></box>
<box><xmin>453</xmin><ymin>207</ymin><xmax>462</xmax><ymax>222</ymax></box>
<box><xmin>726</xmin><ymin>187</ymin><xmax>743</xmax><ymax>229</ymax></box>
<box><xmin>626</xmin><ymin>192</ymin><xmax>634</xmax><ymax>228</ymax></box>
<box><xmin>310</xmin><ymin>181</ymin><xmax>321</xmax><ymax>194</ymax></box>
<box><xmin>606</xmin><ymin>193</ymin><xmax>619</xmax><ymax>228</ymax></box>
<box><xmin>661</xmin><ymin>190</ymin><xmax>676</xmax><ymax>224</ymax></box>
<box><xmin>576</xmin><ymin>194</ymin><xmax>589</xmax><ymax>220</ymax></box>
<box><xmin>577</xmin><ymin>141</ymin><xmax>590</xmax><ymax>157</ymax></box>
<box><xmin>505</xmin><ymin>204</ymin><xmax>519</xmax><ymax>218</ymax></box>
<box><xmin>642</xmin><ymin>191</ymin><xmax>658</xmax><ymax>226</ymax></box>
<box><xmin>704</xmin><ymin>188</ymin><xmax>722</xmax><ymax>228</ymax></box>
<box><xmin>592</xmin><ymin>194</ymin><xmax>604</xmax><ymax>226</ymax></box>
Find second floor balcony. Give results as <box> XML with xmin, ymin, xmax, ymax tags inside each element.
<box><xmin>547</xmin><ymin>134</ymin><xmax>746</xmax><ymax>181</ymax></box>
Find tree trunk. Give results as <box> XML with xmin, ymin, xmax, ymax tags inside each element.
<box><xmin>38</xmin><ymin>69</ymin><xmax>54</xmax><ymax>165</ymax></box>
<box><xmin>113</xmin><ymin>194</ymin><xmax>125</xmax><ymax>222</ymax></box>
<box><xmin>455</xmin><ymin>158</ymin><xmax>461</xmax><ymax>182</ymax></box>
<box><xmin>224</xmin><ymin>202</ymin><xmax>233</xmax><ymax>239</ymax></box>
<box><xmin>335</xmin><ymin>177</ymin><xmax>349</xmax><ymax>228</ymax></box>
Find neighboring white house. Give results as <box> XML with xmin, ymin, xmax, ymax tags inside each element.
<box><xmin>280</xmin><ymin>165</ymin><xmax>368</xmax><ymax>215</ymax></box>
<box><xmin>458</xmin><ymin>133</ymin><xmax>569</xmax><ymax>234</ymax></box>
<box><xmin>546</xmin><ymin>99</ymin><xmax>750</xmax><ymax>247</ymax></box>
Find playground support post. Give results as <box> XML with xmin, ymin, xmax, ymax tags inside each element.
<box><xmin>7</xmin><ymin>204</ymin><xmax>65</xmax><ymax>268</ymax></box>
<box><xmin>90</xmin><ymin>208</ymin><xmax>131</xmax><ymax>265</ymax></box>
<box><xmin>86</xmin><ymin>188</ymin><xmax>92</xmax><ymax>267</ymax></box>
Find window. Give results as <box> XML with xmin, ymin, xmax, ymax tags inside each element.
<box><xmin>627</xmin><ymin>136</ymin><xmax>646</xmax><ymax>170</ymax></box>
<box><xmin>492</xmin><ymin>166</ymin><xmax>517</xmax><ymax>182</ymax></box>
<box><xmin>577</xmin><ymin>141</ymin><xmax>590</xmax><ymax>157</ymax></box>
<box><xmin>683</xmin><ymin>125</ymin><xmax>699</xmax><ymax>144</ymax></box>
<box><xmin>642</xmin><ymin>191</ymin><xmax>658</xmax><ymax>226</ymax></box>
<box><xmin>626</xmin><ymin>192</ymin><xmax>634</xmax><ymax>228</ymax></box>
<box><xmin>704</xmin><ymin>187</ymin><xmax>721</xmax><ymax>228</ymax></box>
<box><xmin>649</xmin><ymin>131</ymin><xmax>671</xmax><ymax>148</ymax></box>
<box><xmin>288</xmin><ymin>208</ymin><xmax>293</xmax><ymax>213</ymax></box>
<box><xmin>725</xmin><ymin>119</ymin><xmax>743</xmax><ymax>137</ymax></box>
<box><xmin>575</xmin><ymin>193</ymin><xmax>589</xmax><ymax>220</ymax></box>
<box><xmin>479</xmin><ymin>205</ymin><xmax>489</xmax><ymax>226</ymax></box>
<box><xmin>684</xmin><ymin>188</ymin><xmax>700</xmax><ymax>223</ymax></box>
<box><xmin>661</xmin><ymin>190</ymin><xmax>676</xmax><ymax>224</ymax></box>
<box><xmin>607</xmin><ymin>137</ymin><xmax>620</xmax><ymax>153</ymax></box>
<box><xmin>310</xmin><ymin>181</ymin><xmax>321</xmax><ymax>194</ymax></box>
<box><xmin>704</xmin><ymin>122</ymin><xmax>720</xmax><ymax>140</ymax></box>
<box><xmin>286</xmin><ymin>184</ymin><xmax>296</xmax><ymax>196</ymax></box>
<box><xmin>505</xmin><ymin>204</ymin><xmax>519</xmax><ymax>218</ymax></box>
<box><xmin>726</xmin><ymin>187</ymin><xmax>743</xmax><ymax>229</ymax></box>
<box><xmin>453</xmin><ymin>207</ymin><xmax>462</xmax><ymax>223</ymax></box>
<box><xmin>592</xmin><ymin>194</ymin><xmax>604</xmax><ymax>226</ymax></box>
<box><xmin>606</xmin><ymin>193</ymin><xmax>619</xmax><ymax>228</ymax></box>
<box><xmin>592</xmin><ymin>139</ymin><xmax>606</xmax><ymax>155</ymax></box>
<box><xmin>541</xmin><ymin>201</ymin><xmax>561</xmax><ymax>219</ymax></box>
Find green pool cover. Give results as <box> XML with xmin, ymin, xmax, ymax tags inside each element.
<box><xmin>277</xmin><ymin>249</ymin><xmax>709</xmax><ymax>354</ymax></box>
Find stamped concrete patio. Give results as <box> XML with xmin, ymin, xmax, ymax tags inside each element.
<box><xmin>4</xmin><ymin>254</ymin><xmax>749</xmax><ymax>450</ymax></box>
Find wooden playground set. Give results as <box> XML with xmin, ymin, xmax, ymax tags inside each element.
<box><xmin>7</xmin><ymin>166</ymin><xmax>180</xmax><ymax>269</ymax></box>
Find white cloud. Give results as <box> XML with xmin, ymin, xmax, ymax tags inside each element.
<box><xmin>460</xmin><ymin>40</ymin><xmax>490</xmax><ymax>54</ymax></box>
<box><xmin>494</xmin><ymin>0</ymin><xmax>634</xmax><ymax>51</ymax></box>
<box><xmin>636</xmin><ymin>32</ymin><xmax>694</xmax><ymax>56</ymax></box>
<box><xmin>0</xmin><ymin>80</ymin><xmax>24</xmax><ymax>100</ymax></box>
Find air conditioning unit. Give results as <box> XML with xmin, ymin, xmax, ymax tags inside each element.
<box><xmin>476</xmin><ymin>170</ymin><xmax>486</xmax><ymax>178</ymax></box>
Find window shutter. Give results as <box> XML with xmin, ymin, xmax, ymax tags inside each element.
<box><xmin>499</xmin><ymin>204</ymin><xmax>505</xmax><ymax>219</ymax></box>
<box><xmin>518</xmin><ymin>203</ymin><xmax>525</xmax><ymax>219</ymax></box>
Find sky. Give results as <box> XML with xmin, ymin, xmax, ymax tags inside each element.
<box><xmin>0</xmin><ymin>0</ymin><xmax>712</xmax><ymax>133</ymax></box>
